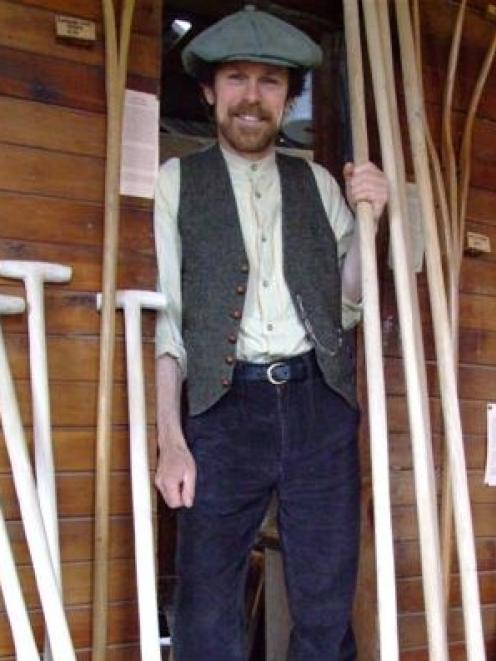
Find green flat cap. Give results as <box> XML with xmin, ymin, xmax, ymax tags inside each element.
<box><xmin>182</xmin><ymin>5</ymin><xmax>322</xmax><ymax>77</ymax></box>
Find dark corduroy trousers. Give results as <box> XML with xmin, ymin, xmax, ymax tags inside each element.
<box><xmin>173</xmin><ymin>355</ymin><xmax>361</xmax><ymax>661</ymax></box>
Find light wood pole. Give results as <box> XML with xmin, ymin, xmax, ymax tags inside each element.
<box><xmin>92</xmin><ymin>2</ymin><xmax>135</xmax><ymax>659</ymax></box>
<box><xmin>342</xmin><ymin>1</ymin><xmax>398</xmax><ymax>657</ymax></box>
<box><xmin>361</xmin><ymin>1</ymin><xmax>449</xmax><ymax>657</ymax></box>
<box><xmin>0</xmin><ymin>501</ymin><xmax>39</xmax><ymax>659</ymax></box>
<box><xmin>394</xmin><ymin>2</ymin><xmax>485</xmax><ymax>658</ymax></box>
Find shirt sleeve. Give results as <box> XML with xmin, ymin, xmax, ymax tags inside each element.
<box><xmin>309</xmin><ymin>161</ymin><xmax>362</xmax><ymax>330</ymax></box>
<box><xmin>154</xmin><ymin>157</ymin><xmax>187</xmax><ymax>376</ymax></box>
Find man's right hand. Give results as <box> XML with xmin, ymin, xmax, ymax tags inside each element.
<box><xmin>155</xmin><ymin>438</ymin><xmax>197</xmax><ymax>509</ymax></box>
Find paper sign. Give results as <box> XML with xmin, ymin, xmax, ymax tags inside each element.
<box><xmin>485</xmin><ymin>402</ymin><xmax>496</xmax><ymax>486</ymax></box>
<box><xmin>120</xmin><ymin>90</ymin><xmax>159</xmax><ymax>199</ymax></box>
<box><xmin>388</xmin><ymin>182</ymin><xmax>425</xmax><ymax>273</ymax></box>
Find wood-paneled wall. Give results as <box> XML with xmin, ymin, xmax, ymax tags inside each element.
<box><xmin>357</xmin><ymin>1</ymin><xmax>496</xmax><ymax>657</ymax></box>
<box><xmin>0</xmin><ymin>0</ymin><xmax>161</xmax><ymax>657</ymax></box>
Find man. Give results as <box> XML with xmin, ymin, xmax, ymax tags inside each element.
<box><xmin>154</xmin><ymin>6</ymin><xmax>388</xmax><ymax>660</ymax></box>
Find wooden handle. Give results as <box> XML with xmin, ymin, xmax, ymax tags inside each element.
<box><xmin>342</xmin><ymin>1</ymin><xmax>399</xmax><ymax>657</ymax></box>
<box><xmin>0</xmin><ymin>502</ymin><xmax>39</xmax><ymax>659</ymax></box>
<box><xmin>118</xmin><ymin>291</ymin><xmax>166</xmax><ymax>660</ymax></box>
<box><xmin>0</xmin><ymin>297</ymin><xmax>76</xmax><ymax>660</ymax></box>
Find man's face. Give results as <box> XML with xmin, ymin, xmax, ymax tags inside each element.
<box><xmin>202</xmin><ymin>61</ymin><xmax>290</xmax><ymax>160</ymax></box>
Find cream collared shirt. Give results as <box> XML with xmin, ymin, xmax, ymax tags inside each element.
<box><xmin>154</xmin><ymin>146</ymin><xmax>361</xmax><ymax>376</ymax></box>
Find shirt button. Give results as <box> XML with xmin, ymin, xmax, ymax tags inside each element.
<box><xmin>231</xmin><ymin>309</ymin><xmax>242</xmax><ymax>320</ymax></box>
<box><xmin>241</xmin><ymin>263</ymin><xmax>249</xmax><ymax>273</ymax></box>
<box><xmin>251</xmin><ymin>163</ymin><xmax>258</xmax><ymax>172</ymax></box>
<box><xmin>267</xmin><ymin>323</ymin><xmax>274</xmax><ymax>331</ymax></box>
<box><xmin>236</xmin><ymin>284</ymin><xmax>246</xmax><ymax>295</ymax></box>
<box><xmin>261</xmin><ymin>235</ymin><xmax>267</xmax><ymax>243</ymax></box>
<box><xmin>222</xmin><ymin>378</ymin><xmax>231</xmax><ymax>388</ymax></box>
<box><xmin>225</xmin><ymin>355</ymin><xmax>235</xmax><ymax>365</ymax></box>
<box><xmin>262</xmin><ymin>280</ymin><xmax>269</xmax><ymax>288</ymax></box>
<box><xmin>227</xmin><ymin>333</ymin><xmax>237</xmax><ymax>344</ymax></box>
<box><xmin>254</xmin><ymin>191</ymin><xmax>261</xmax><ymax>199</ymax></box>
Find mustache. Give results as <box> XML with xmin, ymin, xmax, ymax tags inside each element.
<box><xmin>229</xmin><ymin>103</ymin><xmax>272</xmax><ymax>121</ymax></box>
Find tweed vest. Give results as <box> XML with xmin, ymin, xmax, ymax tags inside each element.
<box><xmin>178</xmin><ymin>145</ymin><xmax>357</xmax><ymax>415</ymax></box>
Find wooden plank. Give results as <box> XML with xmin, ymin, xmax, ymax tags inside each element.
<box><xmin>392</xmin><ymin>504</ymin><xmax>496</xmax><ymax>540</ymax></box>
<box><xmin>0</xmin><ymin>334</ymin><xmax>155</xmax><ymax>384</ymax></box>
<box><xmin>382</xmin><ymin>280</ymin><xmax>496</xmax><ymax>334</ymax></box>
<box><xmin>0</xmin><ymin>2</ymin><xmax>160</xmax><ymax>79</ymax></box>
<box><xmin>395</xmin><ymin>538</ymin><xmax>496</xmax><ymax>578</ymax></box>
<box><xmin>4</xmin><ymin>380</ymin><xmax>155</xmax><ymax>427</ymax></box>
<box><xmin>1</xmin><ymin>644</ymin><xmax>142</xmax><ymax>661</ymax></box>
<box><xmin>389</xmin><ymin>432</ymin><xmax>486</xmax><ymax>471</ymax></box>
<box><xmin>0</xmin><ymin>427</ymin><xmax>157</xmax><ymax>473</ymax></box>
<box><xmin>397</xmin><ymin>571</ymin><xmax>496</xmax><ymax>613</ymax></box>
<box><xmin>384</xmin><ymin>356</ymin><xmax>496</xmax><ymax>402</ymax></box>
<box><xmin>0</xmin><ymin>96</ymin><xmax>106</xmax><ymax>157</ymax></box>
<box><xmin>0</xmin><ymin>191</ymin><xmax>154</xmax><ymax>253</ymax></box>
<box><xmin>6</xmin><ymin>516</ymin><xmax>135</xmax><ymax>564</ymax></box>
<box><xmin>401</xmin><ymin>639</ymin><xmax>496</xmax><ymax>661</ymax></box>
<box><xmin>0</xmin><ymin>599</ymin><xmax>140</xmax><ymax>654</ymax></box>
<box><xmin>382</xmin><ymin>317</ymin><xmax>496</xmax><ymax>367</ymax></box>
<box><xmin>0</xmin><ymin>471</ymin><xmax>147</xmax><ymax>520</ymax></box>
<box><xmin>0</xmin><ymin>286</ymin><xmax>153</xmax><ymax>337</ymax></box>
<box><xmin>420</xmin><ymin>62</ymin><xmax>496</xmax><ymax>124</ymax></box>
<box><xmin>14</xmin><ymin>0</ymin><xmax>161</xmax><ymax>36</ymax></box>
<box><xmin>389</xmin><ymin>470</ymin><xmax>496</xmax><ymax>507</ymax></box>
<box><xmin>467</xmin><ymin>186</ymin><xmax>496</xmax><ymax>225</ymax></box>
<box><xmin>0</xmin><ymin>239</ymin><xmax>156</xmax><ymax>292</ymax></box>
<box><xmin>398</xmin><ymin>604</ymin><xmax>496</xmax><ymax>650</ymax></box>
<box><xmin>0</xmin><ymin>142</ymin><xmax>104</xmax><ymax>202</ymax></box>
<box><xmin>417</xmin><ymin>0</ymin><xmax>496</xmax><ymax>80</ymax></box>
<box><xmin>0</xmin><ymin>558</ymin><xmax>137</xmax><ymax>612</ymax></box>
<box><xmin>0</xmin><ymin>46</ymin><xmax>157</xmax><ymax>114</ymax></box>
<box><xmin>387</xmin><ymin>395</ymin><xmax>487</xmax><ymax>435</ymax></box>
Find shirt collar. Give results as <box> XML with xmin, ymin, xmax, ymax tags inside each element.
<box><xmin>220</xmin><ymin>144</ymin><xmax>276</xmax><ymax>178</ymax></box>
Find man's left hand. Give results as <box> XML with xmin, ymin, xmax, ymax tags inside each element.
<box><xmin>343</xmin><ymin>161</ymin><xmax>388</xmax><ymax>221</ymax></box>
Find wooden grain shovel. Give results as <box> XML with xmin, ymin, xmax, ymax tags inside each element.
<box><xmin>97</xmin><ymin>290</ymin><xmax>166</xmax><ymax>660</ymax></box>
<box><xmin>0</xmin><ymin>294</ymin><xmax>75</xmax><ymax>660</ymax></box>
<box><xmin>361</xmin><ymin>1</ymin><xmax>448</xmax><ymax>657</ymax></box>
<box><xmin>0</xmin><ymin>260</ymin><xmax>72</xmax><ymax>661</ymax></box>
<box><xmin>342</xmin><ymin>1</ymin><xmax>398</xmax><ymax>657</ymax></box>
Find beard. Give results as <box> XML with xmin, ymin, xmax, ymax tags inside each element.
<box><xmin>216</xmin><ymin>101</ymin><xmax>281</xmax><ymax>157</ymax></box>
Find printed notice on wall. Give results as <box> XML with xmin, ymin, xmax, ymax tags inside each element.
<box><xmin>120</xmin><ymin>90</ymin><xmax>159</xmax><ymax>199</ymax></box>
<box><xmin>485</xmin><ymin>402</ymin><xmax>496</xmax><ymax>486</ymax></box>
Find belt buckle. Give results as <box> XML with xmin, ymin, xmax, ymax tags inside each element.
<box><xmin>267</xmin><ymin>361</ymin><xmax>288</xmax><ymax>385</ymax></box>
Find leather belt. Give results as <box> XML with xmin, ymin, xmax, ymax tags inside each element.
<box><xmin>233</xmin><ymin>351</ymin><xmax>318</xmax><ymax>385</ymax></box>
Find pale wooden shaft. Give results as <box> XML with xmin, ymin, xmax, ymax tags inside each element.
<box><xmin>0</xmin><ymin>261</ymin><xmax>72</xmax><ymax>592</ymax></box>
<box><xmin>97</xmin><ymin>290</ymin><xmax>166</xmax><ymax>660</ymax></box>
<box><xmin>343</xmin><ymin>1</ymin><xmax>398</xmax><ymax>657</ymax></box>
<box><xmin>361</xmin><ymin>1</ymin><xmax>449</xmax><ymax>658</ymax></box>
<box><xmin>0</xmin><ymin>295</ymin><xmax>76</xmax><ymax>660</ymax></box>
<box><xmin>394</xmin><ymin>3</ymin><xmax>485</xmax><ymax>657</ymax></box>
<box><xmin>0</xmin><ymin>503</ymin><xmax>39</xmax><ymax>659</ymax></box>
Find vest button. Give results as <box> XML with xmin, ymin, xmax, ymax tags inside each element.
<box><xmin>236</xmin><ymin>285</ymin><xmax>245</xmax><ymax>295</ymax></box>
<box><xmin>241</xmin><ymin>263</ymin><xmax>249</xmax><ymax>273</ymax></box>
<box><xmin>231</xmin><ymin>309</ymin><xmax>242</xmax><ymax>320</ymax></box>
<box><xmin>227</xmin><ymin>333</ymin><xmax>237</xmax><ymax>344</ymax></box>
<box><xmin>222</xmin><ymin>378</ymin><xmax>231</xmax><ymax>388</ymax></box>
<box><xmin>225</xmin><ymin>355</ymin><xmax>235</xmax><ymax>365</ymax></box>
